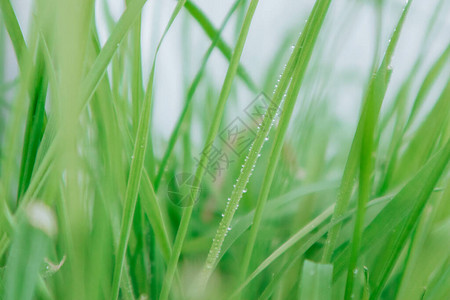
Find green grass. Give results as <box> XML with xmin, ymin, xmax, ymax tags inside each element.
<box><xmin>0</xmin><ymin>0</ymin><xmax>449</xmax><ymax>299</ymax></box>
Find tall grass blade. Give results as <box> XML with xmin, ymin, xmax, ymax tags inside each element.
<box><xmin>299</xmin><ymin>260</ymin><xmax>333</xmax><ymax>300</ymax></box>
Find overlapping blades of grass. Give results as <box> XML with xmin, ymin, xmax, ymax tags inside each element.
<box><xmin>368</xmin><ymin>120</ymin><xmax>450</xmax><ymax>299</ymax></box>
<box><xmin>231</xmin><ymin>195</ymin><xmax>393</xmax><ymax>298</ymax></box>
<box><xmin>344</xmin><ymin>0</ymin><xmax>413</xmax><ymax>295</ymax></box>
<box><xmin>238</xmin><ymin>0</ymin><xmax>333</xmax><ymax>287</ymax></box>
<box><xmin>110</xmin><ymin>1</ymin><xmax>187</xmax><ymax>298</ymax></box>
<box><xmin>184</xmin><ymin>0</ymin><xmax>258</xmax><ymax>93</ymax></box>
<box><xmin>21</xmin><ymin>0</ymin><xmax>148</xmax><ymax>207</ymax></box>
<box><xmin>16</xmin><ymin>46</ymin><xmax>48</xmax><ymax>203</ymax></box>
<box><xmin>0</xmin><ymin>0</ymin><xmax>38</xmax><ymax>209</ymax></box>
<box><xmin>160</xmin><ymin>1</ymin><xmax>261</xmax><ymax>298</ymax></box>
<box><xmin>322</xmin><ymin>0</ymin><xmax>412</xmax><ymax>268</ymax></box>
<box><xmin>390</xmin><ymin>79</ymin><xmax>450</xmax><ymax>185</ymax></box>
<box><xmin>331</xmin><ymin>137</ymin><xmax>450</xmax><ymax>298</ymax></box>
<box><xmin>379</xmin><ymin>42</ymin><xmax>450</xmax><ymax>192</ymax></box>
<box><xmin>0</xmin><ymin>0</ymin><xmax>27</xmax><ymax>71</ymax></box>
<box><xmin>396</xmin><ymin>187</ymin><xmax>450</xmax><ymax>300</ymax></box>
<box><xmin>153</xmin><ymin>0</ymin><xmax>245</xmax><ymax>191</ymax></box>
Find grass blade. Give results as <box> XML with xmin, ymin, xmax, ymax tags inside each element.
<box><xmin>331</xmin><ymin>139</ymin><xmax>450</xmax><ymax>296</ymax></box>
<box><xmin>17</xmin><ymin>45</ymin><xmax>48</xmax><ymax>202</ymax></box>
<box><xmin>299</xmin><ymin>260</ymin><xmax>333</xmax><ymax>300</ymax></box>
<box><xmin>4</xmin><ymin>203</ymin><xmax>55</xmax><ymax>300</ymax></box>
<box><xmin>0</xmin><ymin>0</ymin><xmax>27</xmax><ymax>70</ymax></box>
<box><xmin>232</xmin><ymin>195</ymin><xmax>392</xmax><ymax>297</ymax></box>
<box><xmin>369</xmin><ymin>139</ymin><xmax>450</xmax><ymax>299</ymax></box>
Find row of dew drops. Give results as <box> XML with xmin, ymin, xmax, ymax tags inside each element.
<box><xmin>204</xmin><ymin>43</ymin><xmax>296</xmax><ymax>270</ymax></box>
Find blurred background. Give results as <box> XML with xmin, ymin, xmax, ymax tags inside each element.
<box><xmin>3</xmin><ymin>0</ymin><xmax>450</xmax><ymax>144</ymax></box>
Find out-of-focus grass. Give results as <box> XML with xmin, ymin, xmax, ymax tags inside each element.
<box><xmin>0</xmin><ymin>0</ymin><xmax>449</xmax><ymax>299</ymax></box>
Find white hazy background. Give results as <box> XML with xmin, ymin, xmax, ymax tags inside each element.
<box><xmin>3</xmin><ymin>0</ymin><xmax>450</xmax><ymax>151</ymax></box>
